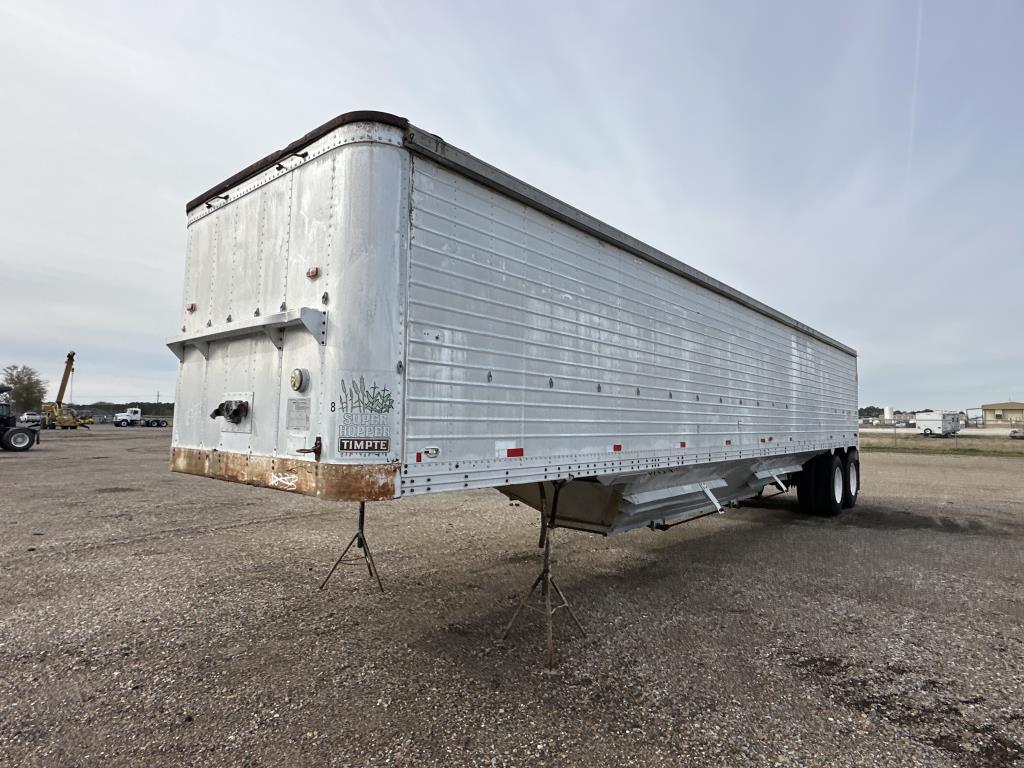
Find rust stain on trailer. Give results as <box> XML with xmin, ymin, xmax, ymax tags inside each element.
<box><xmin>170</xmin><ymin>447</ymin><xmax>398</xmax><ymax>501</ymax></box>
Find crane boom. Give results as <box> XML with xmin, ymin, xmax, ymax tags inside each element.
<box><xmin>54</xmin><ymin>351</ymin><xmax>75</xmax><ymax>406</ymax></box>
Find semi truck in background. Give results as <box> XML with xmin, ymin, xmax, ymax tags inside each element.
<box><xmin>114</xmin><ymin>408</ymin><xmax>169</xmax><ymax>428</ymax></box>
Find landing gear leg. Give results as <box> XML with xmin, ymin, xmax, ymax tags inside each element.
<box><xmin>319</xmin><ymin>501</ymin><xmax>384</xmax><ymax>593</ymax></box>
<box><xmin>501</xmin><ymin>481</ymin><xmax>586</xmax><ymax>669</ymax></box>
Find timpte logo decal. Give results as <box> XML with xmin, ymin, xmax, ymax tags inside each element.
<box><xmin>339</xmin><ymin>437</ymin><xmax>390</xmax><ymax>452</ymax></box>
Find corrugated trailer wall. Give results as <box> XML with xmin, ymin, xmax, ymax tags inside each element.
<box><xmin>404</xmin><ymin>156</ymin><xmax>857</xmax><ymax>467</ymax></box>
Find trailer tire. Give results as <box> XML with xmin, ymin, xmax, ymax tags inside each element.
<box><xmin>796</xmin><ymin>459</ymin><xmax>818</xmax><ymax>514</ymax></box>
<box><xmin>842</xmin><ymin>450</ymin><xmax>859</xmax><ymax>509</ymax></box>
<box><xmin>814</xmin><ymin>453</ymin><xmax>844</xmax><ymax>517</ymax></box>
<box><xmin>2</xmin><ymin>428</ymin><xmax>34</xmax><ymax>452</ymax></box>
<box><xmin>923</xmin><ymin>428</ymin><xmax>932</xmax><ymax>436</ymax></box>
<box><xmin>160</xmin><ymin>420</ymin><xmax>168</xmax><ymax>427</ymax></box>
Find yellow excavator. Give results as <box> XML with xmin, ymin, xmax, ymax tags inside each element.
<box><xmin>42</xmin><ymin>351</ymin><xmax>89</xmax><ymax>429</ymax></box>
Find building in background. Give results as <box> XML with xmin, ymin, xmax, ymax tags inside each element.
<box><xmin>980</xmin><ymin>401</ymin><xmax>1024</xmax><ymax>427</ymax></box>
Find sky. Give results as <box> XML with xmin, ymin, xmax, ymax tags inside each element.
<box><xmin>1</xmin><ymin>0</ymin><xmax>1022</xmax><ymax>411</ymax></box>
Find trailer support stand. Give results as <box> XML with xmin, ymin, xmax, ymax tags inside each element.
<box><xmin>501</xmin><ymin>481</ymin><xmax>586</xmax><ymax>669</ymax></box>
<box><xmin>319</xmin><ymin>501</ymin><xmax>384</xmax><ymax>593</ymax></box>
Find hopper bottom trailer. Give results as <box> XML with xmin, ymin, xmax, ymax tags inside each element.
<box><xmin>168</xmin><ymin>111</ymin><xmax>859</xmax><ymax>665</ymax></box>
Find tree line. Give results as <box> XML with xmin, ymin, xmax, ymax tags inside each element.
<box><xmin>859</xmin><ymin>406</ymin><xmax>966</xmax><ymax>418</ymax></box>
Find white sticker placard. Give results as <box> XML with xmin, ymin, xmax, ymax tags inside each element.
<box><xmin>286</xmin><ymin>398</ymin><xmax>310</xmax><ymax>431</ymax></box>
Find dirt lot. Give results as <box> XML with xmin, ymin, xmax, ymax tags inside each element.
<box><xmin>2</xmin><ymin>432</ymin><xmax>1022</xmax><ymax>767</ymax></box>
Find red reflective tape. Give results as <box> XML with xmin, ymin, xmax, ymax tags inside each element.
<box><xmin>415</xmin><ymin>452</ymin><xmax>422</xmax><ymax>463</ymax></box>
<box><xmin>679</xmin><ymin>441</ymin><xmax>686</xmax><ymax>449</ymax></box>
<box><xmin>612</xmin><ymin>444</ymin><xmax>622</xmax><ymax>452</ymax></box>
<box><xmin>506</xmin><ymin>447</ymin><xmax>524</xmax><ymax>458</ymax></box>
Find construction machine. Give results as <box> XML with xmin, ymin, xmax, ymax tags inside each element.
<box><xmin>42</xmin><ymin>351</ymin><xmax>89</xmax><ymax>430</ymax></box>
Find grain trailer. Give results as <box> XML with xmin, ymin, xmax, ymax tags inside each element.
<box><xmin>168</xmin><ymin>112</ymin><xmax>860</xmax><ymax>646</ymax></box>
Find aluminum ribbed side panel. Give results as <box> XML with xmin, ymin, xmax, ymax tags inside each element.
<box><xmin>403</xmin><ymin>156</ymin><xmax>857</xmax><ymax>485</ymax></box>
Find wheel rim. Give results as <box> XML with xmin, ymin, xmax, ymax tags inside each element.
<box><xmin>832</xmin><ymin>465</ymin><xmax>843</xmax><ymax>504</ymax></box>
<box><xmin>11</xmin><ymin>432</ymin><xmax>30</xmax><ymax>448</ymax></box>
<box><xmin>848</xmin><ymin>462</ymin><xmax>858</xmax><ymax>497</ymax></box>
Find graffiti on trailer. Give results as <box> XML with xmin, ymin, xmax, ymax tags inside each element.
<box><xmin>339</xmin><ymin>376</ymin><xmax>395</xmax><ymax>414</ymax></box>
<box><xmin>270</xmin><ymin>472</ymin><xmax>298</xmax><ymax>491</ymax></box>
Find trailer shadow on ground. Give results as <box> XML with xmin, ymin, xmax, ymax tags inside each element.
<box><xmin>408</xmin><ymin>488</ymin><xmax>1018</xmax><ymax>684</ymax></box>
<box><xmin>744</xmin><ymin>493</ymin><xmax>1017</xmax><ymax>536</ymax></box>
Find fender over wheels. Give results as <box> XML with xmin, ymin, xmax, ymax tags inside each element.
<box><xmin>2</xmin><ymin>427</ymin><xmax>35</xmax><ymax>452</ymax></box>
<box><xmin>842</xmin><ymin>450</ymin><xmax>859</xmax><ymax>509</ymax></box>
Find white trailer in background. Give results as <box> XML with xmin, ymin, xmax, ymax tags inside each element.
<box><xmin>916</xmin><ymin>411</ymin><xmax>961</xmax><ymax>437</ymax></box>
<box><xmin>167</xmin><ymin>112</ymin><xmax>860</xmax><ymax>658</ymax></box>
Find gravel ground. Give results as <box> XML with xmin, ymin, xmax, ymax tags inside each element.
<box><xmin>1</xmin><ymin>432</ymin><xmax>1022</xmax><ymax>767</ymax></box>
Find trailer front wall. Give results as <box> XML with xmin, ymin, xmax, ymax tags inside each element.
<box><xmin>402</xmin><ymin>156</ymin><xmax>857</xmax><ymax>491</ymax></box>
<box><xmin>171</xmin><ymin>124</ymin><xmax>410</xmax><ymax>499</ymax></box>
